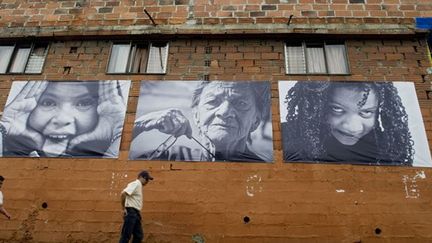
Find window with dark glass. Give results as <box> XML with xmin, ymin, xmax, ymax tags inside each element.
<box><xmin>285</xmin><ymin>41</ymin><xmax>349</xmax><ymax>74</ymax></box>
<box><xmin>107</xmin><ymin>42</ymin><xmax>169</xmax><ymax>74</ymax></box>
<box><xmin>0</xmin><ymin>43</ymin><xmax>48</xmax><ymax>74</ymax></box>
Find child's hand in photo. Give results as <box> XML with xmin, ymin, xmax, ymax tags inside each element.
<box><xmin>0</xmin><ymin>81</ymin><xmax>47</xmax><ymax>149</ymax></box>
<box><xmin>69</xmin><ymin>81</ymin><xmax>126</xmax><ymax>148</ymax></box>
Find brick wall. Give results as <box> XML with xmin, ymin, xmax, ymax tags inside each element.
<box><xmin>0</xmin><ymin>34</ymin><xmax>431</xmax><ymax>242</ymax></box>
<box><xmin>0</xmin><ymin>0</ymin><xmax>430</xmax><ymax>38</ymax></box>
<box><xmin>0</xmin><ymin>0</ymin><xmax>432</xmax><ymax>242</ymax></box>
<box><xmin>0</xmin><ymin>0</ymin><xmax>431</xmax><ymax>28</ymax></box>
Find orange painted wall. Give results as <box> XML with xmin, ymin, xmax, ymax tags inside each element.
<box><xmin>0</xmin><ymin>36</ymin><xmax>431</xmax><ymax>242</ymax></box>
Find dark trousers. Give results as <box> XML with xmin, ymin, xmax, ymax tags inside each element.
<box><xmin>119</xmin><ymin>207</ymin><xmax>143</xmax><ymax>243</ymax></box>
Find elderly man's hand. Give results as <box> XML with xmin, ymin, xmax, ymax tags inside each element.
<box><xmin>134</xmin><ymin>109</ymin><xmax>192</xmax><ymax>139</ymax></box>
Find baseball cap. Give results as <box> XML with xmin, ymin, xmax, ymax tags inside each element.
<box><xmin>138</xmin><ymin>170</ymin><xmax>154</xmax><ymax>180</ymax></box>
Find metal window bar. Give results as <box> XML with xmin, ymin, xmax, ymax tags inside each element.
<box><xmin>25</xmin><ymin>44</ymin><xmax>48</xmax><ymax>74</ymax></box>
<box><xmin>322</xmin><ymin>42</ymin><xmax>330</xmax><ymax>74</ymax></box>
<box><xmin>285</xmin><ymin>42</ymin><xmax>306</xmax><ymax>74</ymax></box>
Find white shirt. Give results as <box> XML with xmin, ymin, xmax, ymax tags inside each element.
<box><xmin>123</xmin><ymin>179</ymin><xmax>143</xmax><ymax>211</ymax></box>
<box><xmin>0</xmin><ymin>191</ymin><xmax>3</xmax><ymax>205</ymax></box>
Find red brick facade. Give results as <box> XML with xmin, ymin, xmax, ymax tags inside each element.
<box><xmin>0</xmin><ymin>0</ymin><xmax>431</xmax><ymax>242</ymax></box>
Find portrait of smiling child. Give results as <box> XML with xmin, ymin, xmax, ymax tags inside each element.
<box><xmin>279</xmin><ymin>80</ymin><xmax>417</xmax><ymax>166</ymax></box>
<box><xmin>0</xmin><ymin>80</ymin><xmax>130</xmax><ymax>158</ymax></box>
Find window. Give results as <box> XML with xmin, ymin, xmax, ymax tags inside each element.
<box><xmin>107</xmin><ymin>42</ymin><xmax>169</xmax><ymax>74</ymax></box>
<box><xmin>285</xmin><ymin>41</ymin><xmax>349</xmax><ymax>74</ymax></box>
<box><xmin>0</xmin><ymin>43</ymin><xmax>48</xmax><ymax>74</ymax></box>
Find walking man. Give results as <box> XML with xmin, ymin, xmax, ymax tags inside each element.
<box><xmin>0</xmin><ymin>175</ymin><xmax>11</xmax><ymax>220</ymax></box>
<box><xmin>119</xmin><ymin>170</ymin><xmax>153</xmax><ymax>243</ymax></box>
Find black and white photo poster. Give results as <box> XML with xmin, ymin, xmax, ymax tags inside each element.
<box><xmin>0</xmin><ymin>80</ymin><xmax>131</xmax><ymax>158</ymax></box>
<box><xmin>279</xmin><ymin>80</ymin><xmax>432</xmax><ymax>167</ymax></box>
<box><xmin>129</xmin><ymin>81</ymin><xmax>273</xmax><ymax>162</ymax></box>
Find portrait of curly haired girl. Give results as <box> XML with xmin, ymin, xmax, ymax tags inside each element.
<box><xmin>279</xmin><ymin>80</ymin><xmax>431</xmax><ymax>166</ymax></box>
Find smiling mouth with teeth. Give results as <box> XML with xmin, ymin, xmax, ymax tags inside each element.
<box><xmin>47</xmin><ymin>134</ymin><xmax>71</xmax><ymax>141</ymax></box>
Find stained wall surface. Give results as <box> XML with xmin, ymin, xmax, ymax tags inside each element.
<box><xmin>0</xmin><ymin>0</ymin><xmax>432</xmax><ymax>243</ymax></box>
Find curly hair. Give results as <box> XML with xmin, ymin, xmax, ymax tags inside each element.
<box><xmin>283</xmin><ymin>81</ymin><xmax>413</xmax><ymax>165</ymax></box>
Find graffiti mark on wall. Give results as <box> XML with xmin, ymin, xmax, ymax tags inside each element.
<box><xmin>246</xmin><ymin>174</ymin><xmax>263</xmax><ymax>197</ymax></box>
<box><xmin>109</xmin><ymin>172</ymin><xmax>128</xmax><ymax>197</ymax></box>
<box><xmin>402</xmin><ymin>171</ymin><xmax>426</xmax><ymax>199</ymax></box>
<box><xmin>192</xmin><ymin>234</ymin><xmax>205</xmax><ymax>243</ymax></box>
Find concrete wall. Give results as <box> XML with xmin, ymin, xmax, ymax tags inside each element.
<box><xmin>0</xmin><ymin>0</ymin><xmax>432</xmax><ymax>242</ymax></box>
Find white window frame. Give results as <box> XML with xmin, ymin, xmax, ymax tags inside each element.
<box><xmin>284</xmin><ymin>41</ymin><xmax>350</xmax><ymax>75</ymax></box>
<box><xmin>0</xmin><ymin>43</ymin><xmax>49</xmax><ymax>75</ymax></box>
<box><xmin>106</xmin><ymin>41</ymin><xmax>169</xmax><ymax>74</ymax></box>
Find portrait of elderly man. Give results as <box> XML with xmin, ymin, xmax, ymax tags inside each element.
<box><xmin>129</xmin><ymin>81</ymin><xmax>273</xmax><ymax>162</ymax></box>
